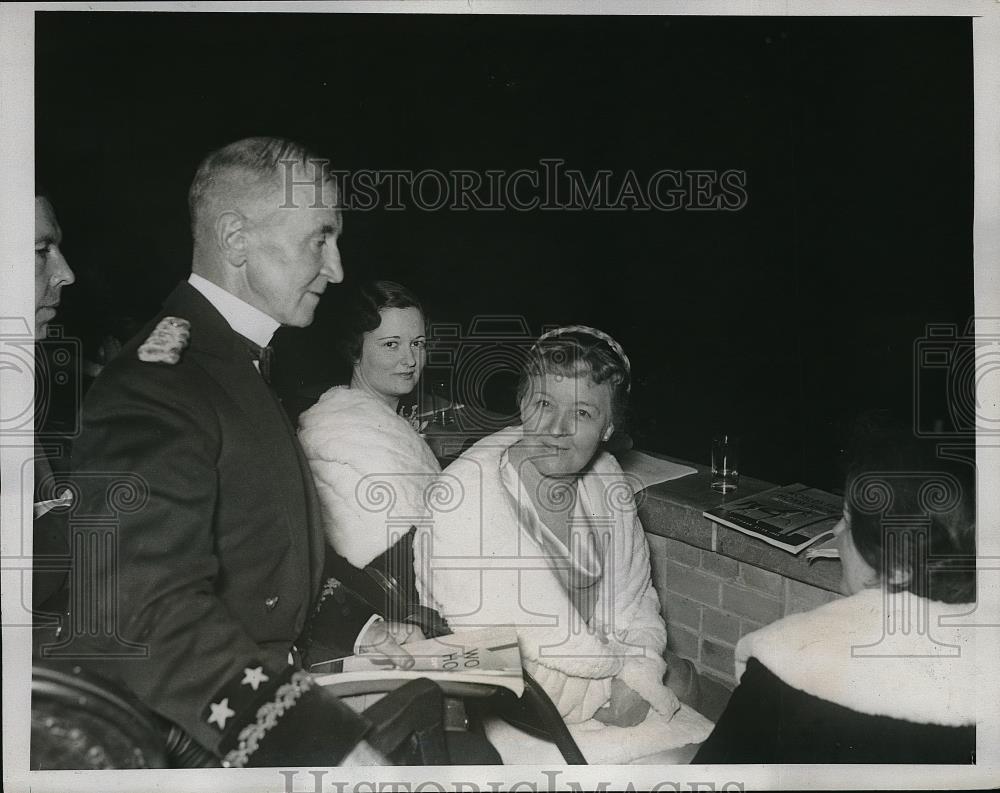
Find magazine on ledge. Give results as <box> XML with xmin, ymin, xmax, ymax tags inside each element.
<box><xmin>310</xmin><ymin>626</ymin><xmax>525</xmax><ymax>698</ymax></box>
<box><xmin>703</xmin><ymin>483</ymin><xmax>843</xmax><ymax>554</ymax></box>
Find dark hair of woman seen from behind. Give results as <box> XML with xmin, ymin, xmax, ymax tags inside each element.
<box><xmin>844</xmin><ymin>425</ymin><xmax>976</xmax><ymax>604</ymax></box>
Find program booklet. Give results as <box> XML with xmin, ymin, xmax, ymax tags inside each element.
<box><xmin>703</xmin><ymin>483</ymin><xmax>843</xmax><ymax>554</ymax></box>
<box><xmin>310</xmin><ymin>626</ymin><xmax>525</xmax><ymax>698</ymax></box>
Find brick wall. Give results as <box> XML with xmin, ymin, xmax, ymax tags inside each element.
<box><xmin>646</xmin><ymin>533</ymin><xmax>839</xmax><ymax>688</ymax></box>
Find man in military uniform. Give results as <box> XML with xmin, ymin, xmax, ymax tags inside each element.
<box><xmin>70</xmin><ymin>138</ymin><xmax>407</xmax><ymax>766</ymax></box>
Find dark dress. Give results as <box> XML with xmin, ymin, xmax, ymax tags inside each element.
<box><xmin>694</xmin><ymin>657</ymin><xmax>975</xmax><ymax>764</ymax></box>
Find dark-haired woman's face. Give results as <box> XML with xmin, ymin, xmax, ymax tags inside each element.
<box><xmin>834</xmin><ymin>506</ymin><xmax>879</xmax><ymax>596</ymax></box>
<box><xmin>351</xmin><ymin>307</ymin><xmax>426</xmax><ymax>406</ymax></box>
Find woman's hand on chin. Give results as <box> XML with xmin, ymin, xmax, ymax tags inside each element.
<box><xmin>592</xmin><ymin>677</ymin><xmax>651</xmax><ymax>728</ymax></box>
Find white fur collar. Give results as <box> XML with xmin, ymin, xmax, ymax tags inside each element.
<box><xmin>737</xmin><ymin>587</ymin><xmax>991</xmax><ymax>727</ymax></box>
<box><xmin>298</xmin><ymin>386</ymin><xmax>441</xmax><ymax>568</ymax></box>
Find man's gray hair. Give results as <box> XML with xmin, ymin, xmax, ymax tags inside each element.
<box><xmin>187</xmin><ymin>136</ymin><xmax>332</xmax><ymax>234</ymax></box>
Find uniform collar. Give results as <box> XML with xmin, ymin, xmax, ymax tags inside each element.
<box><xmin>188</xmin><ymin>273</ymin><xmax>280</xmax><ymax>349</ymax></box>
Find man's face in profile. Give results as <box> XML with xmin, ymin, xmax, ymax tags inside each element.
<box><xmin>242</xmin><ymin>168</ymin><xmax>344</xmax><ymax>327</ymax></box>
<box><xmin>34</xmin><ymin>196</ymin><xmax>75</xmax><ymax>338</ymax></box>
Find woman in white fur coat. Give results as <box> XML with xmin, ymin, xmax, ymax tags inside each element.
<box><xmin>695</xmin><ymin>428</ymin><xmax>981</xmax><ymax>763</ymax></box>
<box><xmin>414</xmin><ymin>326</ymin><xmax>713</xmax><ymax>764</ymax></box>
<box><xmin>298</xmin><ymin>280</ymin><xmax>441</xmax><ymax>618</ymax></box>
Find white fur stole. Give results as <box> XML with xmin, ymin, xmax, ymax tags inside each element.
<box><xmin>298</xmin><ymin>386</ymin><xmax>441</xmax><ymax>568</ymax></box>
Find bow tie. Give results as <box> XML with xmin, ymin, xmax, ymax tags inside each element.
<box><xmin>240</xmin><ymin>336</ymin><xmax>275</xmax><ymax>385</ymax></box>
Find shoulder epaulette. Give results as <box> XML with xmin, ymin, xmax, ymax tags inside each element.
<box><xmin>138</xmin><ymin>316</ymin><xmax>191</xmax><ymax>364</ymax></box>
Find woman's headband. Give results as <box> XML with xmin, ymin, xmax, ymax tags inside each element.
<box><xmin>532</xmin><ymin>325</ymin><xmax>632</xmax><ymax>393</ymax></box>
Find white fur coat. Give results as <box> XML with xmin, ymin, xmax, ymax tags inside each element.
<box><xmin>298</xmin><ymin>386</ymin><xmax>441</xmax><ymax>568</ymax></box>
<box><xmin>414</xmin><ymin>426</ymin><xmax>713</xmax><ymax>761</ymax></box>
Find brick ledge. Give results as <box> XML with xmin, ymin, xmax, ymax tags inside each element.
<box><xmin>629</xmin><ymin>450</ymin><xmax>843</xmax><ymax>594</ymax></box>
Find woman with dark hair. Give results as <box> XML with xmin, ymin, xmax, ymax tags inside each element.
<box><xmin>297</xmin><ymin>282</ymin><xmax>506</xmax><ymax>764</ymax></box>
<box><xmin>693</xmin><ymin>432</ymin><xmax>981</xmax><ymax>763</ymax></box>
<box><xmin>414</xmin><ymin>326</ymin><xmax>713</xmax><ymax>764</ymax></box>
<box><xmin>337</xmin><ymin>279</ymin><xmax>428</xmax><ymax>411</ymax></box>
<box><xmin>298</xmin><ymin>280</ymin><xmax>439</xmax><ymax>601</ymax></box>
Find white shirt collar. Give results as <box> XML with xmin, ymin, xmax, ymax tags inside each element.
<box><xmin>188</xmin><ymin>273</ymin><xmax>280</xmax><ymax>349</ymax></box>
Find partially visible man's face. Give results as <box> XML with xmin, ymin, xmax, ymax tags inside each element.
<box><xmin>34</xmin><ymin>196</ymin><xmax>75</xmax><ymax>339</ymax></box>
<box><xmin>243</xmin><ymin>168</ymin><xmax>344</xmax><ymax>327</ymax></box>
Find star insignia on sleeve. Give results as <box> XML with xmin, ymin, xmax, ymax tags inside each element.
<box><xmin>208</xmin><ymin>698</ymin><xmax>236</xmax><ymax>730</ymax></box>
<box><xmin>241</xmin><ymin>666</ymin><xmax>270</xmax><ymax>691</ymax></box>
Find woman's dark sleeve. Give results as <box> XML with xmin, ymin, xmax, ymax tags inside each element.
<box><xmin>693</xmin><ymin>657</ymin><xmax>780</xmax><ymax>764</ymax></box>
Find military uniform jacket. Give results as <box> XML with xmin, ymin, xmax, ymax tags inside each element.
<box><xmin>71</xmin><ymin>281</ymin><xmax>327</xmax><ymax>754</ymax></box>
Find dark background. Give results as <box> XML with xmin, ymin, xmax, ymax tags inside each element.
<box><xmin>35</xmin><ymin>12</ymin><xmax>974</xmax><ymax>491</ymax></box>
